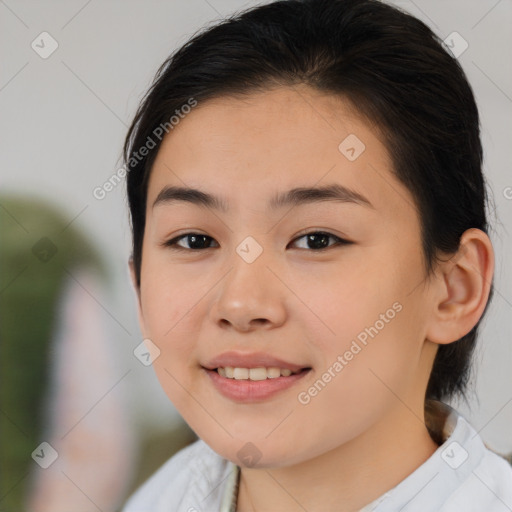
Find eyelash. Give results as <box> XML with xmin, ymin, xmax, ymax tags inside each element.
<box><xmin>162</xmin><ymin>231</ymin><xmax>351</xmax><ymax>252</ymax></box>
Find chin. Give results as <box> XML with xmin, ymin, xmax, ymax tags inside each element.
<box><xmin>204</xmin><ymin>435</ymin><xmax>307</xmax><ymax>469</ymax></box>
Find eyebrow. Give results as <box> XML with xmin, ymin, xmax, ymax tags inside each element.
<box><xmin>152</xmin><ymin>183</ymin><xmax>374</xmax><ymax>212</ymax></box>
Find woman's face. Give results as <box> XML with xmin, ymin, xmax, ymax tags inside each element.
<box><xmin>133</xmin><ymin>86</ymin><xmax>439</xmax><ymax>467</ymax></box>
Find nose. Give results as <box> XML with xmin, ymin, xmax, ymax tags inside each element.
<box><xmin>209</xmin><ymin>248</ymin><xmax>287</xmax><ymax>332</ymax></box>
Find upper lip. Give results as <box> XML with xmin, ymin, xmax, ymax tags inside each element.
<box><xmin>203</xmin><ymin>351</ymin><xmax>309</xmax><ymax>372</ymax></box>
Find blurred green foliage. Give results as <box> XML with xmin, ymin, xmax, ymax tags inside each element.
<box><xmin>0</xmin><ymin>194</ymin><xmax>108</xmax><ymax>511</ymax></box>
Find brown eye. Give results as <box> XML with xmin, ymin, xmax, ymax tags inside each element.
<box><xmin>290</xmin><ymin>231</ymin><xmax>351</xmax><ymax>251</ymax></box>
<box><xmin>163</xmin><ymin>233</ymin><xmax>218</xmax><ymax>251</ymax></box>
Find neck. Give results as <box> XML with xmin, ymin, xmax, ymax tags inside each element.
<box><xmin>236</xmin><ymin>405</ymin><xmax>439</xmax><ymax>512</ymax></box>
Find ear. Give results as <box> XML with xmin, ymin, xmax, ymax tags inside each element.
<box><xmin>128</xmin><ymin>256</ymin><xmax>146</xmax><ymax>337</ymax></box>
<box><xmin>426</xmin><ymin>228</ymin><xmax>494</xmax><ymax>345</ymax></box>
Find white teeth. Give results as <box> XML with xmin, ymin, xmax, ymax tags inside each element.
<box><xmin>249</xmin><ymin>368</ymin><xmax>267</xmax><ymax>381</ymax></box>
<box><xmin>216</xmin><ymin>366</ymin><xmax>302</xmax><ymax>380</ymax></box>
<box><xmin>233</xmin><ymin>368</ymin><xmax>249</xmax><ymax>380</ymax></box>
<box><xmin>267</xmin><ymin>367</ymin><xmax>281</xmax><ymax>379</ymax></box>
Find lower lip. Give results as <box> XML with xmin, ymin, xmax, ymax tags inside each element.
<box><xmin>204</xmin><ymin>368</ymin><xmax>311</xmax><ymax>403</ymax></box>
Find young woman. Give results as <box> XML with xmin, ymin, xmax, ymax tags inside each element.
<box><xmin>121</xmin><ymin>0</ymin><xmax>512</xmax><ymax>510</ymax></box>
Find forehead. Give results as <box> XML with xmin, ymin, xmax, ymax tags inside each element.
<box><xmin>146</xmin><ymin>86</ymin><xmax>415</xmax><ymax>220</ymax></box>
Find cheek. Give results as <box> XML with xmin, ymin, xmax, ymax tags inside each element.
<box><xmin>140</xmin><ymin>248</ymin><xmax>198</xmax><ymax>332</ymax></box>
<box><xmin>301</xmin><ymin>260</ymin><xmax>404</xmax><ymax>348</ymax></box>
<box><xmin>144</xmin><ymin>272</ymin><xmax>206</xmax><ymax>378</ymax></box>
<box><xmin>304</xmin><ymin>255</ymin><xmax>425</xmax><ymax>390</ymax></box>
<box><xmin>291</xmin><ymin>306</ymin><xmax>420</xmax><ymax>451</ymax></box>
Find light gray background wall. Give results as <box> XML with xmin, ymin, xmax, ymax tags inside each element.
<box><xmin>2</xmin><ymin>0</ymin><xmax>511</xmax><ymax>452</ymax></box>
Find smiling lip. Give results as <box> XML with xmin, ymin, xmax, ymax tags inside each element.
<box><xmin>203</xmin><ymin>351</ymin><xmax>307</xmax><ymax>372</ymax></box>
<box><xmin>204</xmin><ymin>367</ymin><xmax>311</xmax><ymax>402</ymax></box>
<box><xmin>201</xmin><ymin>351</ymin><xmax>311</xmax><ymax>403</ymax></box>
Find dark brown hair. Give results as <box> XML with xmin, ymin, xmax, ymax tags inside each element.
<box><xmin>123</xmin><ymin>0</ymin><xmax>494</xmax><ymax>402</ymax></box>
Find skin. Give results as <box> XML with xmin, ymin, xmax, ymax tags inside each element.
<box><xmin>129</xmin><ymin>85</ymin><xmax>494</xmax><ymax>511</ymax></box>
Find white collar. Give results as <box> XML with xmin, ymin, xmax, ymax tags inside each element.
<box><xmin>219</xmin><ymin>400</ymin><xmax>479</xmax><ymax>511</ymax></box>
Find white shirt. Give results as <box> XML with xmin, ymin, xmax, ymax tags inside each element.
<box><xmin>122</xmin><ymin>401</ymin><xmax>512</xmax><ymax>511</ymax></box>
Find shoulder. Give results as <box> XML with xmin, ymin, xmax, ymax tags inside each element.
<box><xmin>121</xmin><ymin>438</ymin><xmax>233</xmax><ymax>512</ymax></box>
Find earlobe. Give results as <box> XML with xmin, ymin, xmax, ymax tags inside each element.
<box><xmin>426</xmin><ymin>228</ymin><xmax>494</xmax><ymax>345</ymax></box>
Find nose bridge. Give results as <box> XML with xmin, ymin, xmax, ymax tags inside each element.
<box><xmin>211</xmin><ymin>234</ymin><xmax>286</xmax><ymax>330</ymax></box>
<box><xmin>225</xmin><ymin>233</ymin><xmax>273</xmax><ymax>303</ymax></box>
